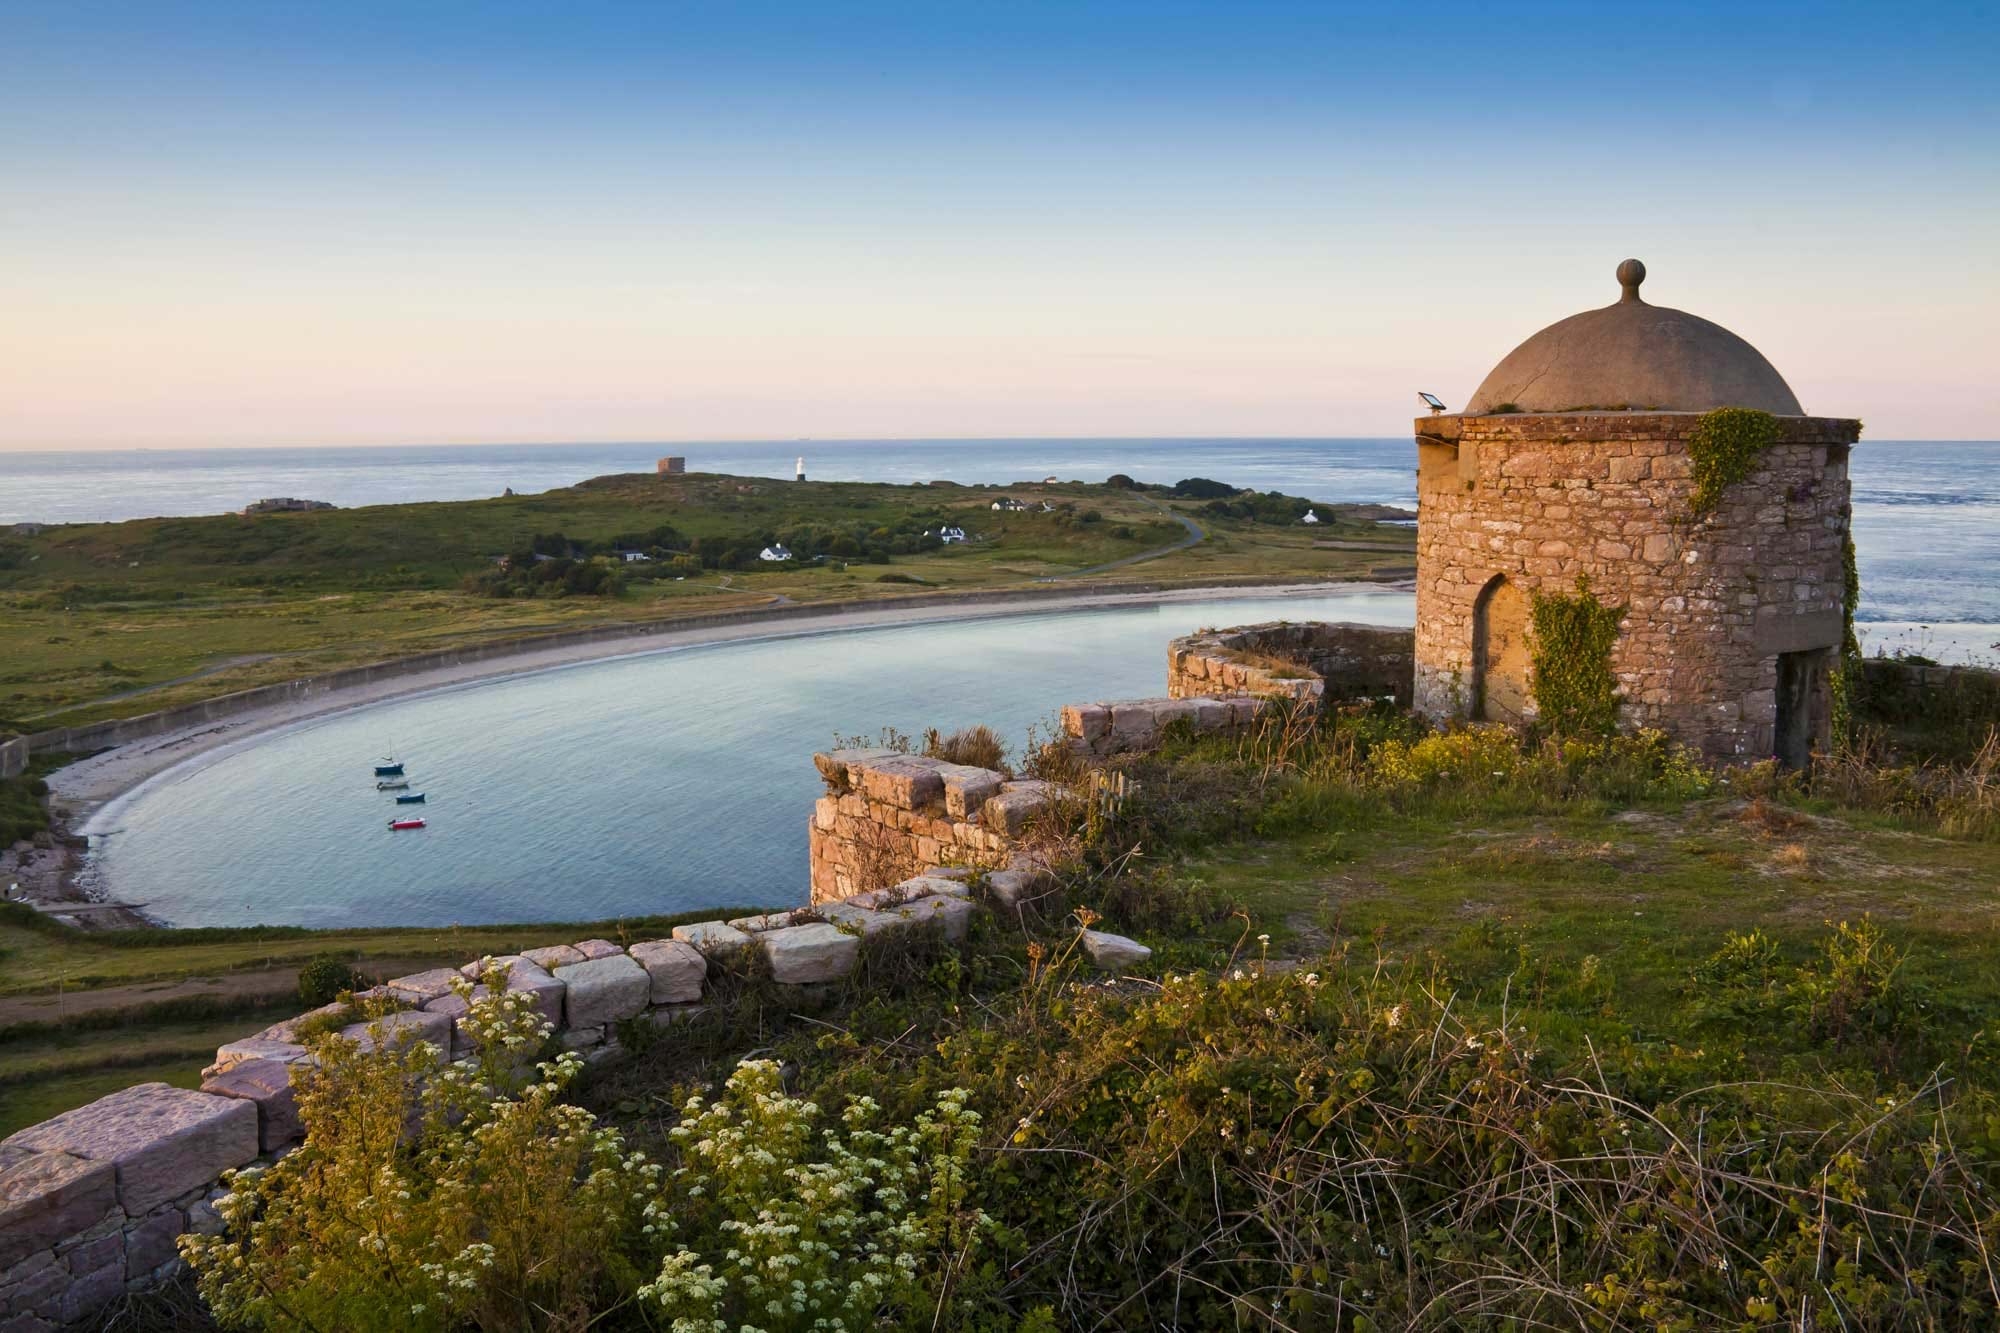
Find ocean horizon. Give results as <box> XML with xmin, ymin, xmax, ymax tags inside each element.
<box><xmin>5</xmin><ymin>437</ymin><xmax>1999</xmax><ymax>640</ymax></box>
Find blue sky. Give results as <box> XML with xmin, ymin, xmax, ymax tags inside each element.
<box><xmin>2</xmin><ymin>1</ymin><xmax>1995</xmax><ymax>445</ymax></box>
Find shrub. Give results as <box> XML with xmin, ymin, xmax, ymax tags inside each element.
<box><xmin>923</xmin><ymin>723</ymin><xmax>1007</xmax><ymax>772</ymax></box>
<box><xmin>183</xmin><ymin>972</ymin><xmax>648</xmax><ymax>1332</ymax></box>
<box><xmin>1528</xmin><ymin>575</ymin><xmax>1624</xmax><ymax>737</ymax></box>
<box><xmin>1169</xmin><ymin>476</ymin><xmax>1238</xmax><ymax>499</ymax></box>
<box><xmin>639</xmin><ymin>1059</ymin><xmax>987</xmax><ymax>1331</ymax></box>
<box><xmin>295</xmin><ymin>953</ymin><xmax>363</xmax><ymax>1006</ymax></box>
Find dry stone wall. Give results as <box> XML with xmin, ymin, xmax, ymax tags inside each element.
<box><xmin>1413</xmin><ymin>411</ymin><xmax>1860</xmax><ymax>759</ymax></box>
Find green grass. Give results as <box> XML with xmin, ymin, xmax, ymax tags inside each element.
<box><xmin>0</xmin><ymin>903</ymin><xmax>766</xmax><ymax>997</ymax></box>
<box><xmin>1</xmin><ymin>472</ymin><xmax>1409</xmax><ymax>724</ymax></box>
<box><xmin>0</xmin><ymin>903</ymin><xmax>766</xmax><ymax>1132</ymax></box>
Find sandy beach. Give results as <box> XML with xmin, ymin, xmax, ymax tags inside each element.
<box><xmin>24</xmin><ymin>578</ymin><xmax>1408</xmax><ymax>924</ymax></box>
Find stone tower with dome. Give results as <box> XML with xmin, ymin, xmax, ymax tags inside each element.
<box><xmin>1412</xmin><ymin>259</ymin><xmax>1860</xmax><ymax>764</ymax></box>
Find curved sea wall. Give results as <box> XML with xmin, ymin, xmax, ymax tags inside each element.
<box><xmin>3</xmin><ymin>616</ymin><xmax>1411</xmax><ymax>1327</ymax></box>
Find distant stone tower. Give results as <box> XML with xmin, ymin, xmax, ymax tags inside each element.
<box><xmin>795</xmin><ymin>456</ymin><xmax>806</xmax><ymax>482</ymax></box>
<box><xmin>657</xmin><ymin>456</ymin><xmax>686</xmax><ymax>475</ymax></box>
<box><xmin>1413</xmin><ymin>260</ymin><xmax>1860</xmax><ymax>764</ymax></box>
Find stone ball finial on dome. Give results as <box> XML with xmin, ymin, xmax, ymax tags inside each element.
<box><xmin>1460</xmin><ymin>257</ymin><xmax>1804</xmax><ymax>415</ymax></box>
<box><xmin>1616</xmin><ymin>258</ymin><xmax>1646</xmax><ymax>303</ymax></box>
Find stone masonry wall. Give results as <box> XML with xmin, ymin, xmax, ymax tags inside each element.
<box><xmin>807</xmin><ymin>750</ymin><xmax>1064</xmax><ymax>904</ymax></box>
<box><xmin>0</xmin><ymin>870</ymin><xmax>1059</xmax><ymax>1329</ymax></box>
<box><xmin>1167</xmin><ymin>621</ymin><xmax>1414</xmax><ymax>706</ymax></box>
<box><xmin>0</xmin><ymin>735</ymin><xmax>27</xmax><ymax>781</ymax></box>
<box><xmin>6</xmin><ymin>612</ymin><xmax>1409</xmax><ymax>1327</ymax></box>
<box><xmin>1413</xmin><ymin>412</ymin><xmax>1860</xmax><ymax>759</ymax></box>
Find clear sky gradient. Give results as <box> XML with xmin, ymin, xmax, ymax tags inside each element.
<box><xmin>3</xmin><ymin>0</ymin><xmax>1995</xmax><ymax>447</ymax></box>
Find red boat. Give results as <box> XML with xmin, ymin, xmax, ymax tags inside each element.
<box><xmin>388</xmin><ymin>817</ymin><xmax>427</xmax><ymax>831</ymax></box>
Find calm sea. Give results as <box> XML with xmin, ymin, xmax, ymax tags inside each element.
<box><xmin>4</xmin><ymin>438</ymin><xmax>1995</xmax><ymax>650</ymax></box>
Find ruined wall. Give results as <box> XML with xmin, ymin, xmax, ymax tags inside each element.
<box><xmin>1413</xmin><ymin>412</ymin><xmax>1860</xmax><ymax>759</ymax></box>
<box><xmin>1168</xmin><ymin>621</ymin><xmax>1414</xmax><ymax>705</ymax></box>
<box><xmin>808</xmin><ymin>750</ymin><xmax>1057</xmax><ymax>902</ymax></box>
<box><xmin>0</xmin><ymin>874</ymin><xmax>1026</xmax><ymax>1328</ymax></box>
<box><xmin>7</xmin><ymin>612</ymin><xmax>1411</xmax><ymax>1326</ymax></box>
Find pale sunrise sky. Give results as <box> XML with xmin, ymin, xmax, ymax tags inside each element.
<box><xmin>2</xmin><ymin>0</ymin><xmax>1996</xmax><ymax>448</ymax></box>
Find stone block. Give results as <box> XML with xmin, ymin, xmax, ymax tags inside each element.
<box><xmin>983</xmin><ymin>781</ymin><xmax>1057</xmax><ymax>837</ymax></box>
<box><xmin>0</xmin><ymin>1146</ymin><xmax>117</xmax><ymax>1270</ymax></box>
<box><xmin>207</xmin><ymin>1037</ymin><xmax>311</xmax><ymax>1077</ymax></box>
<box><xmin>58</xmin><ymin>1261</ymin><xmax>124</xmax><ymax>1324</ymax></box>
<box><xmin>727</xmin><ymin>911</ymin><xmax>796</xmax><ymax>932</ymax></box>
<box><xmin>4</xmin><ymin>1084</ymin><xmax>257</xmax><ymax>1215</ymax></box>
<box><xmin>815</xmin><ymin>902</ymin><xmax>902</xmax><ymax>936</ymax></box>
<box><xmin>627</xmin><ymin>940</ymin><xmax>707</xmax><ymax>1004</ymax></box>
<box><xmin>559</xmin><ymin>1026</ymin><xmax>604</xmax><ymax>1050</ymax></box>
<box><xmin>671</xmin><ymin>921</ymin><xmax>752</xmax><ymax>955</ymax></box>
<box><xmin>522</xmin><ymin>944</ymin><xmax>586</xmax><ymax>970</ymax></box>
<box><xmin>854</xmin><ymin>755</ymin><xmax>945</xmax><ymax>809</ymax></box>
<box><xmin>986</xmin><ymin>866</ymin><xmax>1057</xmax><ymax>911</ymax></box>
<box><xmin>894</xmin><ymin>895</ymin><xmax>976</xmax><ymax>942</ymax></box>
<box><xmin>813</xmin><ymin>747</ymin><xmax>902</xmax><ymax>787</ymax></box>
<box><xmin>123</xmin><ymin>1207</ymin><xmax>184</xmax><ymax>1279</ymax></box>
<box><xmin>1107</xmin><ymin>702</ymin><xmax>1162</xmax><ymax>748</ymax></box>
<box><xmin>900</xmin><ymin>876</ymin><xmax>976</xmax><ymax>896</ymax></box>
<box><xmin>1061</xmin><ymin>702</ymin><xmax>1110</xmax><ymax>744</ymax></box>
<box><xmin>338</xmin><ymin>1008</ymin><xmax>452</xmax><ymax>1056</ymax></box>
<box><xmin>201</xmin><ymin>1058</ymin><xmax>304</xmax><ymax>1152</ymax></box>
<box><xmin>1081</xmin><ymin>930</ymin><xmax>1152</xmax><ymax>971</ymax></box>
<box><xmin>917</xmin><ymin>865</ymin><xmax>975</xmax><ymax>882</ymax></box>
<box><xmin>551</xmin><ymin>954</ymin><xmax>651</xmax><ymax>1028</ymax></box>
<box><xmin>1</xmin><ymin>1246</ymin><xmax>68</xmax><ymax>1320</ymax></box>
<box><xmin>573</xmin><ymin>938</ymin><xmax>624</xmax><ymax>960</ymax></box>
<box><xmin>936</xmin><ymin>764</ymin><xmax>1005</xmax><ymax>818</ymax></box>
<box><xmin>462</xmin><ymin>955</ymin><xmax>565</xmax><ymax>1026</ymax></box>
<box><xmin>61</xmin><ymin>1231</ymin><xmax>121</xmax><ymax>1277</ymax></box>
<box><xmin>252</xmin><ymin>1002</ymin><xmax>350</xmax><ymax>1045</ymax></box>
<box><xmin>762</xmin><ymin>923</ymin><xmax>860</xmax><ymax>984</ymax></box>
<box><xmin>384</xmin><ymin>968</ymin><xmax>461</xmax><ymax>1004</ymax></box>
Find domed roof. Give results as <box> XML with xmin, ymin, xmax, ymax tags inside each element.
<box><xmin>1465</xmin><ymin>260</ymin><xmax>1803</xmax><ymax>415</ymax></box>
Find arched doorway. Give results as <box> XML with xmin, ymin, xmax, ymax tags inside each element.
<box><xmin>1472</xmin><ymin>575</ymin><xmax>1532</xmax><ymax>723</ymax></box>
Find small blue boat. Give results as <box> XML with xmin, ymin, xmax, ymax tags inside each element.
<box><xmin>373</xmin><ymin>762</ymin><xmax>405</xmax><ymax>777</ymax></box>
<box><xmin>395</xmin><ymin>792</ymin><xmax>426</xmax><ymax>805</ymax></box>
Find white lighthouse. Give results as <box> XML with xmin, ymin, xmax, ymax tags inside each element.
<box><xmin>795</xmin><ymin>455</ymin><xmax>806</xmax><ymax>482</ymax></box>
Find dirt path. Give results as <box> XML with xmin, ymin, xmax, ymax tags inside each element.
<box><xmin>1037</xmin><ymin>500</ymin><xmax>1206</xmax><ymax>581</ymax></box>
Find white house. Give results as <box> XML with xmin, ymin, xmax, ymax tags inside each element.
<box><xmin>937</xmin><ymin>526</ymin><xmax>966</xmax><ymax>544</ymax></box>
<box><xmin>759</xmin><ymin>544</ymin><xmax>794</xmax><ymax>562</ymax></box>
<box><xmin>991</xmin><ymin>498</ymin><xmax>1027</xmax><ymax>512</ymax></box>
<box><xmin>1300</xmin><ymin>510</ymin><xmax>1321</xmax><ymax>525</ymax></box>
<box><xmin>618</xmin><ymin>550</ymin><xmax>652</xmax><ymax>563</ymax></box>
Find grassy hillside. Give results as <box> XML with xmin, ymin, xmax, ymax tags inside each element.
<box><xmin>0</xmin><ymin>471</ymin><xmax>1411</xmax><ymax>726</ymax></box>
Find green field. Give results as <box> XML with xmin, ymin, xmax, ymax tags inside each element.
<box><xmin>0</xmin><ymin>471</ymin><xmax>1410</xmax><ymax>728</ymax></box>
<box><xmin>0</xmin><ymin>904</ymin><xmax>760</xmax><ymax>1137</ymax></box>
